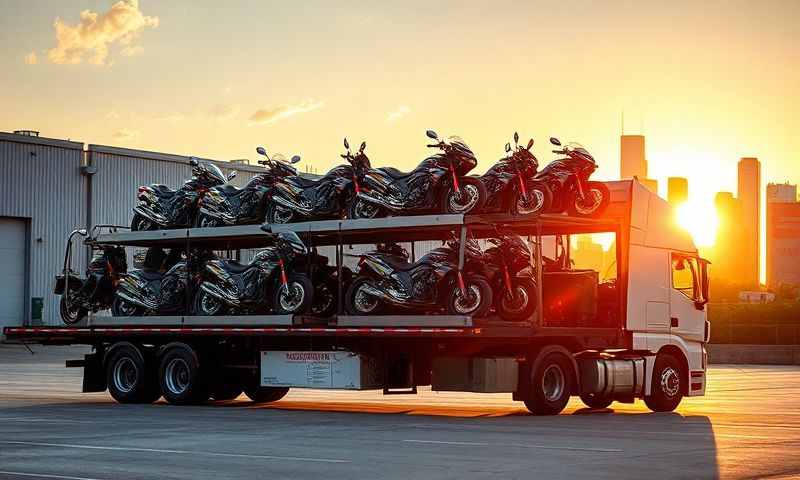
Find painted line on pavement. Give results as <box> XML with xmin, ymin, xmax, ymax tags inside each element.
<box><xmin>0</xmin><ymin>441</ymin><xmax>350</xmax><ymax>464</ymax></box>
<box><xmin>403</xmin><ymin>439</ymin><xmax>623</xmax><ymax>453</ymax></box>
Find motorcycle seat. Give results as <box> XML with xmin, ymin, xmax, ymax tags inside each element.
<box><xmin>224</xmin><ymin>261</ymin><xmax>252</xmax><ymax>274</ymax></box>
<box><xmin>288</xmin><ymin>176</ymin><xmax>320</xmax><ymax>189</ymax></box>
<box><xmin>373</xmin><ymin>253</ymin><xmax>415</xmax><ymax>272</ymax></box>
<box><xmin>135</xmin><ymin>269</ymin><xmax>163</xmax><ymax>281</ymax></box>
<box><xmin>217</xmin><ymin>184</ymin><xmax>244</xmax><ymax>196</ymax></box>
<box><xmin>152</xmin><ymin>184</ymin><xmax>177</xmax><ymax>197</ymax></box>
<box><xmin>379</xmin><ymin>167</ymin><xmax>412</xmax><ymax>180</ymax></box>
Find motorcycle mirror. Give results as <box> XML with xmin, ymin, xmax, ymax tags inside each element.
<box><xmin>343</xmin><ymin>138</ymin><xmax>350</xmax><ymax>150</ymax></box>
<box><xmin>78</xmin><ymin>228</ymin><xmax>88</xmax><ymax>236</ymax></box>
<box><xmin>514</xmin><ymin>132</ymin><xmax>519</xmax><ymax>144</ymax></box>
<box><xmin>256</xmin><ymin>146</ymin><xmax>267</xmax><ymax>156</ymax></box>
<box><xmin>527</xmin><ymin>138</ymin><xmax>534</xmax><ymax>150</ymax></box>
<box><xmin>227</xmin><ymin>171</ymin><xmax>237</xmax><ymax>181</ymax></box>
<box><xmin>549</xmin><ymin>137</ymin><xmax>561</xmax><ymax>146</ymax></box>
<box><xmin>505</xmin><ymin>143</ymin><xmax>511</xmax><ymax>153</ymax></box>
<box><xmin>426</xmin><ymin>130</ymin><xmax>439</xmax><ymax>140</ymax></box>
<box><xmin>189</xmin><ymin>157</ymin><xmax>199</xmax><ymax>166</ymax></box>
<box><xmin>359</xmin><ymin>141</ymin><xmax>366</xmax><ymax>152</ymax></box>
<box><xmin>290</xmin><ymin>155</ymin><xmax>301</xmax><ymax>164</ymax></box>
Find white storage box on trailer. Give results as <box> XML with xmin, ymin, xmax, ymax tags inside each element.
<box><xmin>260</xmin><ymin>351</ymin><xmax>383</xmax><ymax>389</ymax></box>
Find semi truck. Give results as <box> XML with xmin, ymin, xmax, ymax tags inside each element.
<box><xmin>3</xmin><ymin>180</ymin><xmax>710</xmax><ymax>414</ymax></box>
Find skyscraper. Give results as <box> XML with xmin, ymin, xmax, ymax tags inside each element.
<box><xmin>766</xmin><ymin>183</ymin><xmax>800</xmax><ymax>290</ymax></box>
<box><xmin>712</xmin><ymin>192</ymin><xmax>744</xmax><ymax>281</ymax></box>
<box><xmin>667</xmin><ymin>177</ymin><xmax>689</xmax><ymax>205</ymax></box>
<box><xmin>620</xmin><ymin>135</ymin><xmax>646</xmax><ymax>179</ymax></box>
<box><xmin>737</xmin><ymin>157</ymin><xmax>761</xmax><ymax>287</ymax></box>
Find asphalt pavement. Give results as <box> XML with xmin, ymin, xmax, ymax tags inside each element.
<box><xmin>1</xmin><ymin>344</ymin><xmax>799</xmax><ymax>480</ymax></box>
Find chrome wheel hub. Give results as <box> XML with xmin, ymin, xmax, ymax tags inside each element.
<box><xmin>449</xmin><ymin>184</ymin><xmax>479</xmax><ymax>213</ymax></box>
<box><xmin>201</xmin><ymin>294</ymin><xmax>222</xmax><ymax>315</ymax></box>
<box><xmin>279</xmin><ymin>282</ymin><xmax>305</xmax><ymax>312</ymax></box>
<box><xmin>165</xmin><ymin>358</ymin><xmax>190</xmax><ymax>395</ymax></box>
<box><xmin>575</xmin><ymin>189</ymin><xmax>603</xmax><ymax>215</ymax></box>
<box><xmin>542</xmin><ymin>364</ymin><xmax>565</xmax><ymax>402</ymax></box>
<box><xmin>502</xmin><ymin>286</ymin><xmax>529</xmax><ymax>314</ymax></box>
<box><xmin>354</xmin><ymin>284</ymin><xmax>378</xmax><ymax>313</ymax></box>
<box><xmin>112</xmin><ymin>357</ymin><xmax>138</xmax><ymax>394</ymax></box>
<box><xmin>453</xmin><ymin>284</ymin><xmax>481</xmax><ymax>314</ymax></box>
<box><xmin>517</xmin><ymin>190</ymin><xmax>545</xmax><ymax>215</ymax></box>
<box><xmin>660</xmin><ymin>367</ymin><xmax>680</xmax><ymax>398</ymax></box>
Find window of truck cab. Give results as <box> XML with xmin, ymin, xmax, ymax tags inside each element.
<box><xmin>671</xmin><ymin>253</ymin><xmax>699</xmax><ymax>301</ymax></box>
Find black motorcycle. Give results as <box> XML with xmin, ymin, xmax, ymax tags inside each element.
<box><xmin>478</xmin><ymin>132</ymin><xmax>552</xmax><ymax>215</ymax></box>
<box><xmin>483</xmin><ymin>232</ymin><xmax>538</xmax><ymax>321</ymax></box>
<box><xmin>195</xmin><ymin>147</ymin><xmax>300</xmax><ymax>227</ymax></box>
<box><xmin>344</xmin><ymin>238</ymin><xmax>492</xmax><ymax>316</ymax></box>
<box><xmin>193</xmin><ymin>232</ymin><xmax>313</xmax><ymax>315</ymax></box>
<box><xmin>534</xmin><ymin>138</ymin><xmax>610</xmax><ymax>217</ymax></box>
<box><xmin>112</xmin><ymin>248</ymin><xmax>214</xmax><ymax>316</ymax></box>
<box><xmin>131</xmin><ymin>157</ymin><xmax>236</xmax><ymax>231</ymax></box>
<box><xmin>347</xmin><ymin>130</ymin><xmax>487</xmax><ymax>219</ymax></box>
<box><xmin>54</xmin><ymin>229</ymin><xmax>127</xmax><ymax>325</ymax></box>
<box><xmin>298</xmin><ymin>248</ymin><xmax>353</xmax><ymax>317</ymax></box>
<box><xmin>265</xmin><ymin>138</ymin><xmax>372</xmax><ymax>224</ymax></box>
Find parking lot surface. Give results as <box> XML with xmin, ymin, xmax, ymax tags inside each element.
<box><xmin>1</xmin><ymin>345</ymin><xmax>799</xmax><ymax>479</ymax></box>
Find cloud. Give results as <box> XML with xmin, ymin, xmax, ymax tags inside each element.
<box><xmin>24</xmin><ymin>51</ymin><xmax>38</xmax><ymax>65</ymax></box>
<box><xmin>112</xmin><ymin>128</ymin><xmax>140</xmax><ymax>140</ymax></box>
<box><xmin>47</xmin><ymin>0</ymin><xmax>159</xmax><ymax>66</ymax></box>
<box><xmin>209</xmin><ymin>104</ymin><xmax>240</xmax><ymax>121</ymax></box>
<box><xmin>105</xmin><ymin>110</ymin><xmax>121</xmax><ymax>119</ymax></box>
<box><xmin>249</xmin><ymin>99</ymin><xmax>323</xmax><ymax>126</ymax></box>
<box><xmin>386</xmin><ymin>105</ymin><xmax>411</xmax><ymax>123</ymax></box>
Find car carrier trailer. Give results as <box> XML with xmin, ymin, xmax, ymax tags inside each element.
<box><xmin>3</xmin><ymin>180</ymin><xmax>710</xmax><ymax>414</ymax></box>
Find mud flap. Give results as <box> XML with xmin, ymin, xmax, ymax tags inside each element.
<box><xmin>81</xmin><ymin>352</ymin><xmax>106</xmax><ymax>393</ymax></box>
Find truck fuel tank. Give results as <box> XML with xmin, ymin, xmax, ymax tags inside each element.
<box><xmin>578</xmin><ymin>355</ymin><xmax>645</xmax><ymax>398</ymax></box>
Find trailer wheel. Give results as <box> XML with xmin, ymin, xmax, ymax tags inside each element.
<box><xmin>105</xmin><ymin>344</ymin><xmax>158</xmax><ymax>404</ymax></box>
<box><xmin>524</xmin><ymin>352</ymin><xmax>574</xmax><ymax>415</ymax></box>
<box><xmin>158</xmin><ymin>343</ymin><xmax>209</xmax><ymax>405</ymax></box>
<box><xmin>244</xmin><ymin>385</ymin><xmax>290</xmax><ymax>404</ymax></box>
<box><xmin>579</xmin><ymin>392</ymin><xmax>613</xmax><ymax>409</ymax></box>
<box><xmin>644</xmin><ymin>353</ymin><xmax>684</xmax><ymax>412</ymax></box>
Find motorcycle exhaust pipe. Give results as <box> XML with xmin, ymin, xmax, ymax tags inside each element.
<box><xmin>200</xmin><ymin>282</ymin><xmax>240</xmax><ymax>307</ymax></box>
<box><xmin>133</xmin><ymin>205</ymin><xmax>168</xmax><ymax>226</ymax></box>
<box><xmin>271</xmin><ymin>195</ymin><xmax>314</xmax><ymax>215</ymax></box>
<box><xmin>115</xmin><ymin>290</ymin><xmax>158</xmax><ymax>311</ymax></box>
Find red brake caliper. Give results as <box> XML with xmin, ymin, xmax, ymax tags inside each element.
<box><xmin>517</xmin><ymin>174</ymin><xmax>528</xmax><ymax>200</ymax></box>
<box><xmin>457</xmin><ymin>270</ymin><xmax>467</xmax><ymax>297</ymax></box>
<box><xmin>450</xmin><ymin>164</ymin><xmax>461</xmax><ymax>194</ymax></box>
<box><xmin>278</xmin><ymin>258</ymin><xmax>288</xmax><ymax>286</ymax></box>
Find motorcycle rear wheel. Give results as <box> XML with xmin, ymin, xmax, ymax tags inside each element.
<box><xmin>442</xmin><ymin>178</ymin><xmax>486</xmax><ymax>214</ymax></box>
<box><xmin>447</xmin><ymin>276</ymin><xmax>492</xmax><ymax>317</ymax></box>
<box><xmin>194</xmin><ymin>212</ymin><xmax>221</xmax><ymax>228</ymax></box>
<box><xmin>59</xmin><ymin>296</ymin><xmax>88</xmax><ymax>325</ymax></box>
<box><xmin>345</xmin><ymin>277</ymin><xmax>383</xmax><ymax>315</ymax></box>
<box><xmin>192</xmin><ymin>289</ymin><xmax>227</xmax><ymax>316</ymax></box>
<box><xmin>130</xmin><ymin>213</ymin><xmax>157</xmax><ymax>232</ymax></box>
<box><xmin>568</xmin><ymin>181</ymin><xmax>610</xmax><ymax>218</ymax></box>
<box><xmin>496</xmin><ymin>278</ymin><xmax>537</xmax><ymax>321</ymax></box>
<box><xmin>265</xmin><ymin>203</ymin><xmax>295</xmax><ymax>224</ymax></box>
<box><xmin>347</xmin><ymin>198</ymin><xmax>384</xmax><ymax>220</ymax></box>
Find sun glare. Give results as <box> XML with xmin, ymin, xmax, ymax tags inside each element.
<box><xmin>675</xmin><ymin>201</ymin><xmax>719</xmax><ymax>247</ymax></box>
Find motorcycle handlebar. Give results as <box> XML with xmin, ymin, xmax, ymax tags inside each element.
<box><xmin>426</xmin><ymin>143</ymin><xmax>440</xmax><ymax>148</ymax></box>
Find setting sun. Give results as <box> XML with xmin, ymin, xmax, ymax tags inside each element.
<box><xmin>675</xmin><ymin>201</ymin><xmax>719</xmax><ymax>247</ymax></box>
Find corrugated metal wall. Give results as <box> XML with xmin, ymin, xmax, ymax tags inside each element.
<box><xmin>0</xmin><ymin>133</ymin><xmax>87</xmax><ymax>326</ymax></box>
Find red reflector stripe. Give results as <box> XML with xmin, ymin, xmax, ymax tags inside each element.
<box><xmin>691</xmin><ymin>382</ymin><xmax>703</xmax><ymax>390</ymax></box>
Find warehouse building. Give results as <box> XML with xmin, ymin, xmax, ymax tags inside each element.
<box><xmin>0</xmin><ymin>131</ymin><xmax>266</xmax><ymax>329</ymax></box>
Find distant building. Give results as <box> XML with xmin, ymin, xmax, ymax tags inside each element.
<box><xmin>766</xmin><ymin>183</ymin><xmax>800</xmax><ymax>290</ymax></box>
<box><xmin>767</xmin><ymin>183</ymin><xmax>797</xmax><ymax>203</ymax></box>
<box><xmin>620</xmin><ymin>135</ymin><xmax>647</xmax><ymax>180</ymax></box>
<box><xmin>640</xmin><ymin>178</ymin><xmax>659</xmax><ymax>195</ymax></box>
<box><xmin>737</xmin><ymin>157</ymin><xmax>761</xmax><ymax>287</ymax></box>
<box><xmin>667</xmin><ymin>177</ymin><xmax>689</xmax><ymax>205</ymax></box>
<box><xmin>712</xmin><ymin>192</ymin><xmax>745</xmax><ymax>282</ymax></box>
<box><xmin>738</xmin><ymin>291</ymin><xmax>775</xmax><ymax>304</ymax></box>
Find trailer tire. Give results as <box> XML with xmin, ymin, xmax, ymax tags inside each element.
<box><xmin>211</xmin><ymin>381</ymin><xmax>243</xmax><ymax>401</ymax></box>
<box><xmin>105</xmin><ymin>344</ymin><xmax>158</xmax><ymax>404</ymax></box>
<box><xmin>244</xmin><ymin>385</ymin><xmax>290</xmax><ymax>404</ymax></box>
<box><xmin>158</xmin><ymin>343</ymin><xmax>209</xmax><ymax>405</ymax></box>
<box><xmin>579</xmin><ymin>392</ymin><xmax>613</xmax><ymax>409</ymax></box>
<box><xmin>524</xmin><ymin>352</ymin><xmax>574</xmax><ymax>415</ymax></box>
<box><xmin>644</xmin><ymin>353</ymin><xmax>684</xmax><ymax>412</ymax></box>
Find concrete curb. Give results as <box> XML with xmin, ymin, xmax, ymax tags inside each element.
<box><xmin>708</xmin><ymin>344</ymin><xmax>800</xmax><ymax>365</ymax></box>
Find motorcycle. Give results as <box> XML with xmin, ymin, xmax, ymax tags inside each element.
<box><xmin>344</xmin><ymin>237</ymin><xmax>492</xmax><ymax>317</ymax></box>
<box><xmin>54</xmin><ymin>228</ymin><xmax>127</xmax><ymax>325</ymax></box>
<box><xmin>264</xmin><ymin>138</ymin><xmax>372</xmax><ymax>224</ymax></box>
<box><xmin>195</xmin><ymin>147</ymin><xmax>300</xmax><ymax>227</ymax></box>
<box><xmin>192</xmin><ymin>232</ymin><xmax>314</xmax><ymax>315</ymax></box>
<box><xmin>347</xmin><ymin>130</ymin><xmax>487</xmax><ymax>219</ymax></box>
<box><xmin>478</xmin><ymin>132</ymin><xmax>552</xmax><ymax>215</ymax></box>
<box><xmin>112</xmin><ymin>248</ymin><xmax>215</xmax><ymax>316</ymax></box>
<box><xmin>131</xmin><ymin>157</ymin><xmax>236</xmax><ymax>231</ymax></box>
<box><xmin>482</xmin><ymin>232</ymin><xmax>538</xmax><ymax>321</ymax></box>
<box><xmin>296</xmin><ymin>248</ymin><xmax>353</xmax><ymax>317</ymax></box>
<box><xmin>534</xmin><ymin>138</ymin><xmax>610</xmax><ymax>217</ymax></box>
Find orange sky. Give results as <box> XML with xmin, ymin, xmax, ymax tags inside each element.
<box><xmin>1</xmin><ymin>0</ymin><xmax>798</xmax><ymax>279</ymax></box>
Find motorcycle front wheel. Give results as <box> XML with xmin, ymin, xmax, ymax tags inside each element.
<box><xmin>111</xmin><ymin>297</ymin><xmax>144</xmax><ymax>317</ymax></box>
<box><xmin>496</xmin><ymin>278</ymin><xmax>537</xmax><ymax>321</ymax></box>
<box><xmin>347</xmin><ymin>198</ymin><xmax>384</xmax><ymax>220</ymax></box>
<box><xmin>568</xmin><ymin>181</ymin><xmax>610</xmax><ymax>218</ymax></box>
<box><xmin>131</xmin><ymin>213</ymin><xmax>157</xmax><ymax>232</ymax></box>
<box><xmin>59</xmin><ymin>296</ymin><xmax>88</xmax><ymax>325</ymax></box>
<box><xmin>513</xmin><ymin>182</ymin><xmax>552</xmax><ymax>216</ymax></box>
<box><xmin>265</xmin><ymin>203</ymin><xmax>295</xmax><ymax>224</ymax></box>
<box><xmin>273</xmin><ymin>274</ymin><xmax>313</xmax><ymax>314</ymax></box>
<box><xmin>442</xmin><ymin>178</ymin><xmax>486</xmax><ymax>215</ymax></box>
<box><xmin>194</xmin><ymin>212</ymin><xmax>221</xmax><ymax>228</ymax></box>
<box><xmin>447</xmin><ymin>276</ymin><xmax>492</xmax><ymax>317</ymax></box>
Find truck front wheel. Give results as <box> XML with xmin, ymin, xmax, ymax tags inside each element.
<box><xmin>644</xmin><ymin>353</ymin><xmax>684</xmax><ymax>412</ymax></box>
<box><xmin>523</xmin><ymin>352</ymin><xmax>574</xmax><ymax>415</ymax></box>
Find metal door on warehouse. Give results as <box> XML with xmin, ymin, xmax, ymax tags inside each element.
<box><xmin>0</xmin><ymin>218</ymin><xmax>28</xmax><ymax>333</ymax></box>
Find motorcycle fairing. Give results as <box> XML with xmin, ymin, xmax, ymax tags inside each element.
<box><xmin>358</xmin><ymin>156</ymin><xmax>450</xmax><ymax>212</ymax></box>
<box><xmin>271</xmin><ymin>164</ymin><xmax>356</xmax><ymax>216</ymax></box>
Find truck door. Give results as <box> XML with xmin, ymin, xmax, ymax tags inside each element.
<box><xmin>669</xmin><ymin>254</ymin><xmax>705</xmax><ymax>342</ymax></box>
